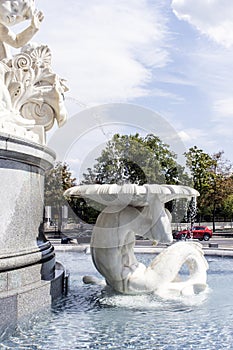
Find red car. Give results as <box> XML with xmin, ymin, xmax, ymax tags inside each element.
<box><xmin>173</xmin><ymin>226</ymin><xmax>213</xmax><ymax>241</ymax></box>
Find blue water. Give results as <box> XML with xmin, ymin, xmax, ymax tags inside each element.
<box><xmin>1</xmin><ymin>252</ymin><xmax>233</xmax><ymax>349</ymax></box>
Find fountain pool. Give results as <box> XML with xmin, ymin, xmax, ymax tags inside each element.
<box><xmin>1</xmin><ymin>251</ymin><xmax>233</xmax><ymax>350</ymax></box>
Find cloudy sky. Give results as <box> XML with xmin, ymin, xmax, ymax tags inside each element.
<box><xmin>32</xmin><ymin>0</ymin><xmax>233</xmax><ymax>177</ymax></box>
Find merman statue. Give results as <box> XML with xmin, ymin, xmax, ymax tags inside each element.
<box><xmin>0</xmin><ymin>0</ymin><xmax>43</xmax><ymax>60</ymax></box>
<box><xmin>65</xmin><ymin>184</ymin><xmax>209</xmax><ymax>298</ymax></box>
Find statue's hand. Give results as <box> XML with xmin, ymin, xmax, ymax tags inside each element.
<box><xmin>31</xmin><ymin>10</ymin><xmax>44</xmax><ymax>30</ymax></box>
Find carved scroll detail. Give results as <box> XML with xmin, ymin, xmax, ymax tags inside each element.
<box><xmin>0</xmin><ymin>44</ymin><xmax>68</xmax><ymax>143</ymax></box>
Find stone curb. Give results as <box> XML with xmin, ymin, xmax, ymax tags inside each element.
<box><xmin>53</xmin><ymin>244</ymin><xmax>233</xmax><ymax>258</ymax></box>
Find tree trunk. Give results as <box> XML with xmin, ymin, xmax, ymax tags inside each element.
<box><xmin>212</xmin><ymin>201</ymin><xmax>216</xmax><ymax>232</ymax></box>
<box><xmin>56</xmin><ymin>205</ymin><xmax>62</xmax><ymax>236</ymax></box>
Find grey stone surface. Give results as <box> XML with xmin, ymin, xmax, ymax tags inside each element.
<box><xmin>17</xmin><ymin>282</ymin><xmax>52</xmax><ymax>319</ymax></box>
<box><xmin>51</xmin><ymin>268</ymin><xmax>67</xmax><ymax>301</ymax></box>
<box><xmin>7</xmin><ymin>265</ymin><xmax>42</xmax><ymax>291</ymax></box>
<box><xmin>0</xmin><ymin>134</ymin><xmax>55</xmax><ymax>269</ymax></box>
<box><xmin>0</xmin><ymin>265</ymin><xmax>65</xmax><ymax>336</ymax></box>
<box><xmin>0</xmin><ymin>274</ymin><xmax>7</xmax><ymax>292</ymax></box>
<box><xmin>0</xmin><ymin>144</ymin><xmax>53</xmax><ymax>256</ymax></box>
<box><xmin>0</xmin><ymin>134</ymin><xmax>65</xmax><ymax>334</ymax></box>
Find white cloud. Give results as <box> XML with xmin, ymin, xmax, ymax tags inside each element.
<box><xmin>178</xmin><ymin>128</ymin><xmax>222</xmax><ymax>159</ymax></box>
<box><xmin>212</xmin><ymin>123</ymin><xmax>233</xmax><ymax>138</ymax></box>
<box><xmin>150</xmin><ymin>88</ymin><xmax>185</xmax><ymax>102</ymax></box>
<box><xmin>171</xmin><ymin>0</ymin><xmax>233</xmax><ymax>48</ymax></box>
<box><xmin>155</xmin><ymin>72</ymin><xmax>195</xmax><ymax>87</ymax></box>
<box><xmin>37</xmin><ymin>0</ymin><xmax>170</xmax><ymax>104</ymax></box>
<box><xmin>178</xmin><ymin>128</ymin><xmax>207</xmax><ymax>143</ymax></box>
<box><xmin>213</xmin><ymin>98</ymin><xmax>233</xmax><ymax>118</ymax></box>
<box><xmin>66</xmin><ymin>158</ymin><xmax>81</xmax><ymax>166</ymax></box>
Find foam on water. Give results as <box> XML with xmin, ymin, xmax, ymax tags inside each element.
<box><xmin>98</xmin><ymin>284</ymin><xmax>210</xmax><ymax>310</ymax></box>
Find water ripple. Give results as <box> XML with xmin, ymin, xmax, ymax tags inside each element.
<box><xmin>1</xmin><ymin>253</ymin><xmax>233</xmax><ymax>349</ymax></box>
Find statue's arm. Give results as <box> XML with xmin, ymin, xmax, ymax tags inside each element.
<box><xmin>0</xmin><ymin>11</ymin><xmax>44</xmax><ymax>49</ymax></box>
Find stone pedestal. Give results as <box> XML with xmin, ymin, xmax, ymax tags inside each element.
<box><xmin>0</xmin><ymin>133</ymin><xmax>66</xmax><ymax>335</ymax></box>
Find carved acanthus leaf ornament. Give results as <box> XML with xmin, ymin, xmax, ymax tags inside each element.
<box><xmin>0</xmin><ymin>44</ymin><xmax>68</xmax><ymax>143</ymax></box>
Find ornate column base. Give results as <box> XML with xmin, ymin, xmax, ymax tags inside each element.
<box><xmin>0</xmin><ymin>133</ymin><xmax>66</xmax><ymax>336</ymax></box>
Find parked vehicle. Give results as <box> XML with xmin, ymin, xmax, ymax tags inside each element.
<box><xmin>173</xmin><ymin>226</ymin><xmax>213</xmax><ymax>241</ymax></box>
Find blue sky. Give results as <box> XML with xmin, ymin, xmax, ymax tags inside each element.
<box><xmin>33</xmin><ymin>0</ymin><xmax>233</xmax><ymax>179</ymax></box>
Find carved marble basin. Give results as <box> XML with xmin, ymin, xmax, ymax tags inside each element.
<box><xmin>64</xmin><ymin>183</ymin><xmax>199</xmax><ymax>207</ymax></box>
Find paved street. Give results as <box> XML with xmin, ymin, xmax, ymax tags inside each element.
<box><xmin>134</xmin><ymin>236</ymin><xmax>233</xmax><ymax>248</ymax></box>
<box><xmin>199</xmin><ymin>236</ymin><xmax>233</xmax><ymax>249</ymax></box>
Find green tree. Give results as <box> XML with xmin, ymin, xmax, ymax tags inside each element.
<box><xmin>185</xmin><ymin>146</ymin><xmax>214</xmax><ymax>223</ymax></box>
<box><xmin>222</xmin><ymin>194</ymin><xmax>233</xmax><ymax>221</ymax></box>
<box><xmin>185</xmin><ymin>147</ymin><xmax>233</xmax><ymax>230</ymax></box>
<box><xmin>185</xmin><ymin>146</ymin><xmax>214</xmax><ymax>194</ymax></box>
<box><xmin>206</xmin><ymin>152</ymin><xmax>233</xmax><ymax>230</ymax></box>
<box><xmin>44</xmin><ymin>162</ymin><xmax>76</xmax><ymax>233</ymax></box>
<box><xmin>82</xmin><ymin>133</ymin><xmax>189</xmax><ymax>186</ymax></box>
<box><xmin>69</xmin><ymin>197</ymin><xmax>103</xmax><ymax>224</ymax></box>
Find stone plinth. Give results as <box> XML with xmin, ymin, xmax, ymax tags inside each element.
<box><xmin>0</xmin><ymin>133</ymin><xmax>65</xmax><ymax>336</ymax></box>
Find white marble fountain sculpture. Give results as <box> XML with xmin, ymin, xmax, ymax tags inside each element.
<box><xmin>0</xmin><ymin>0</ymin><xmax>68</xmax><ymax>144</ymax></box>
<box><xmin>65</xmin><ymin>184</ymin><xmax>209</xmax><ymax>298</ymax></box>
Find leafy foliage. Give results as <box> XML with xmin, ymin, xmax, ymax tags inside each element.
<box><xmin>44</xmin><ymin>162</ymin><xmax>76</xmax><ymax>231</ymax></box>
<box><xmin>185</xmin><ymin>147</ymin><xmax>233</xmax><ymax>228</ymax></box>
<box><xmin>82</xmin><ymin>133</ymin><xmax>190</xmax><ymax>185</ymax></box>
<box><xmin>44</xmin><ymin>162</ymin><xmax>76</xmax><ymax>207</ymax></box>
<box><xmin>185</xmin><ymin>146</ymin><xmax>214</xmax><ymax>194</ymax></box>
<box><xmin>68</xmin><ymin>197</ymin><xmax>103</xmax><ymax>224</ymax></box>
<box><xmin>222</xmin><ymin>194</ymin><xmax>233</xmax><ymax>220</ymax></box>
